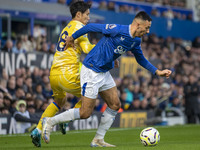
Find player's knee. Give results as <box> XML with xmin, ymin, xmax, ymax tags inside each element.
<box><xmin>109</xmin><ymin>101</ymin><xmax>121</xmax><ymax>111</ymax></box>
<box><xmin>114</xmin><ymin>101</ymin><xmax>121</xmax><ymax>110</ymax></box>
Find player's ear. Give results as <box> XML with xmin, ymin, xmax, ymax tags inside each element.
<box><xmin>76</xmin><ymin>11</ymin><xmax>82</xmax><ymax>18</ymax></box>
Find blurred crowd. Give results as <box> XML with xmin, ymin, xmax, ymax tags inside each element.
<box><xmin>129</xmin><ymin>0</ymin><xmax>186</xmax><ymax>7</ymax></box>
<box><xmin>21</xmin><ymin>0</ymin><xmax>192</xmax><ymax>21</ymax></box>
<box><xmin>0</xmin><ymin>34</ymin><xmax>200</xmax><ymax>124</ymax></box>
<box><xmin>95</xmin><ymin>1</ymin><xmax>192</xmax><ymax>21</ymax></box>
<box><xmin>0</xmin><ymin>34</ymin><xmax>56</xmax><ymax>54</ymax></box>
<box><xmin>22</xmin><ymin>0</ymin><xmax>187</xmax><ymax>8</ymax></box>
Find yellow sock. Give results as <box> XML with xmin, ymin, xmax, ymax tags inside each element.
<box><xmin>74</xmin><ymin>100</ymin><xmax>82</xmax><ymax>108</ymax></box>
<box><xmin>37</xmin><ymin>102</ymin><xmax>60</xmax><ymax>131</ymax></box>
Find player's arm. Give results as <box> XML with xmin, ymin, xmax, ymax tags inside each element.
<box><xmin>73</xmin><ymin>23</ymin><xmax>106</xmax><ymax>38</ymax></box>
<box><xmin>132</xmin><ymin>45</ymin><xmax>171</xmax><ymax>78</ymax></box>
<box><xmin>78</xmin><ymin>36</ymin><xmax>95</xmax><ymax>54</ymax></box>
<box><xmin>64</xmin><ymin>23</ymin><xmax>119</xmax><ymax>49</ymax></box>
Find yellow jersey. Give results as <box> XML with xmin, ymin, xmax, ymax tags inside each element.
<box><xmin>49</xmin><ymin>20</ymin><xmax>95</xmax><ymax>98</ymax></box>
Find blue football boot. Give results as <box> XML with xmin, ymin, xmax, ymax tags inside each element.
<box><xmin>59</xmin><ymin>123</ymin><xmax>68</xmax><ymax>134</ymax></box>
<box><xmin>31</xmin><ymin>128</ymin><xmax>41</xmax><ymax>147</ymax></box>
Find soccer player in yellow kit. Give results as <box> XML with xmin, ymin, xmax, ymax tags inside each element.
<box><xmin>31</xmin><ymin>1</ymin><xmax>94</xmax><ymax>147</ymax></box>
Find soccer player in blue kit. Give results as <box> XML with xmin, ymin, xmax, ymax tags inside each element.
<box><xmin>42</xmin><ymin>11</ymin><xmax>172</xmax><ymax>147</ymax></box>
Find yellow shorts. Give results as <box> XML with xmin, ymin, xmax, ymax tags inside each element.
<box><xmin>49</xmin><ymin>74</ymin><xmax>81</xmax><ymax>99</ymax></box>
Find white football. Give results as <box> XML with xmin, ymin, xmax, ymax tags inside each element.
<box><xmin>140</xmin><ymin>127</ymin><xmax>160</xmax><ymax>146</ymax></box>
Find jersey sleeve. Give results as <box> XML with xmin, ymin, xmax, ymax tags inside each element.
<box><xmin>72</xmin><ymin>23</ymin><xmax>119</xmax><ymax>39</ymax></box>
<box><xmin>73</xmin><ymin>23</ymin><xmax>95</xmax><ymax>54</ymax></box>
<box><xmin>131</xmin><ymin>42</ymin><xmax>157</xmax><ymax>74</ymax></box>
<box><xmin>77</xmin><ymin>35</ymin><xmax>95</xmax><ymax>54</ymax></box>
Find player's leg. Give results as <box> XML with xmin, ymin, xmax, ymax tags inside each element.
<box><xmin>42</xmin><ymin>65</ymin><xmax>100</xmax><ymax>143</ymax></box>
<box><xmin>31</xmin><ymin>75</ymin><xmax>66</xmax><ymax>147</ymax></box>
<box><xmin>91</xmin><ymin>72</ymin><xmax>121</xmax><ymax>147</ymax></box>
<box><xmin>42</xmin><ymin>96</ymin><xmax>96</xmax><ymax>143</ymax></box>
<box><xmin>31</xmin><ymin>96</ymin><xmax>65</xmax><ymax>147</ymax></box>
<box><xmin>31</xmin><ymin>99</ymin><xmax>63</xmax><ymax>147</ymax></box>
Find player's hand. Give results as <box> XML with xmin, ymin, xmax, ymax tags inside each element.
<box><xmin>114</xmin><ymin>59</ymin><xmax>119</xmax><ymax>68</ymax></box>
<box><xmin>64</xmin><ymin>36</ymin><xmax>75</xmax><ymax>50</ymax></box>
<box><xmin>156</xmin><ymin>69</ymin><xmax>172</xmax><ymax>78</ymax></box>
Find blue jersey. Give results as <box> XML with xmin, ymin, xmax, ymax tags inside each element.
<box><xmin>72</xmin><ymin>23</ymin><xmax>157</xmax><ymax>74</ymax></box>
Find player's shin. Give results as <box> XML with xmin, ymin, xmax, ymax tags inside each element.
<box><xmin>37</xmin><ymin>102</ymin><xmax>60</xmax><ymax>131</ymax></box>
<box><xmin>95</xmin><ymin>107</ymin><xmax>117</xmax><ymax>139</ymax></box>
<box><xmin>50</xmin><ymin>108</ymin><xmax>80</xmax><ymax>125</ymax></box>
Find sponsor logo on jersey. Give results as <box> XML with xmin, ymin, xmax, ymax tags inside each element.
<box><xmin>114</xmin><ymin>46</ymin><xmax>126</xmax><ymax>54</ymax></box>
<box><xmin>106</xmin><ymin>24</ymin><xmax>117</xmax><ymax>29</ymax></box>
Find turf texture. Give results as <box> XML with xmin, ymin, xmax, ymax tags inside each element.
<box><xmin>0</xmin><ymin>124</ymin><xmax>199</xmax><ymax>150</ymax></box>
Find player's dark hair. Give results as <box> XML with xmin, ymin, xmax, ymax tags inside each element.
<box><xmin>70</xmin><ymin>1</ymin><xmax>91</xmax><ymax>18</ymax></box>
<box><xmin>134</xmin><ymin>11</ymin><xmax>152</xmax><ymax>21</ymax></box>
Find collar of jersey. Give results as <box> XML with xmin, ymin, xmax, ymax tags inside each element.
<box><xmin>71</xmin><ymin>20</ymin><xmax>84</xmax><ymax>26</ymax></box>
<box><xmin>129</xmin><ymin>25</ymin><xmax>133</xmax><ymax>38</ymax></box>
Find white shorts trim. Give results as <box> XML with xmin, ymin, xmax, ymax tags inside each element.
<box><xmin>80</xmin><ymin>65</ymin><xmax>116</xmax><ymax>99</ymax></box>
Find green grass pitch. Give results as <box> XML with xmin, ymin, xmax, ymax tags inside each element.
<box><xmin>0</xmin><ymin>125</ymin><xmax>200</xmax><ymax>150</ymax></box>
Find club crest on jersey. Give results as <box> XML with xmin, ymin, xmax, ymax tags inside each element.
<box><xmin>114</xmin><ymin>46</ymin><xmax>126</xmax><ymax>54</ymax></box>
<box><xmin>106</xmin><ymin>24</ymin><xmax>116</xmax><ymax>29</ymax></box>
<box><xmin>120</xmin><ymin>37</ymin><xmax>125</xmax><ymax>41</ymax></box>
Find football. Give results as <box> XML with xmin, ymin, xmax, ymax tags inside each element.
<box><xmin>140</xmin><ymin>127</ymin><xmax>160</xmax><ymax>146</ymax></box>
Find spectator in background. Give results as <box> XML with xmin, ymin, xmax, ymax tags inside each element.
<box><xmin>13</xmin><ymin>100</ymin><xmax>38</xmax><ymax>133</ymax></box>
<box><xmin>148</xmin><ymin>97</ymin><xmax>158</xmax><ymax>111</ymax></box>
<box><xmin>184</xmin><ymin>74</ymin><xmax>200</xmax><ymax>124</ymax></box>
<box><xmin>140</xmin><ymin>98</ymin><xmax>149</xmax><ymax>110</ymax></box>
<box><xmin>35</xmin><ymin>97</ymin><xmax>44</xmax><ymax>113</ymax></box>
<box><xmin>0</xmin><ymin>92</ymin><xmax>4</xmax><ymax>110</ymax></box>
<box><xmin>157</xmin><ymin>83</ymin><xmax>171</xmax><ymax>110</ymax></box>
<box><xmin>151</xmin><ymin>8</ymin><xmax>160</xmax><ymax>17</ymax></box>
<box><xmin>7</xmin><ymin>77</ymin><xmax>16</xmax><ymax>97</ymax></box>
<box><xmin>40</xmin><ymin>102</ymin><xmax>49</xmax><ymax>112</ymax></box>
<box><xmin>14</xmin><ymin>87</ymin><xmax>25</xmax><ymax>100</ymax></box>
<box><xmin>31</xmin><ymin>67</ymin><xmax>42</xmax><ymax>86</ymax></box>
<box><xmin>48</xmin><ymin>43</ymin><xmax>56</xmax><ymax>54</ymax></box>
<box><xmin>192</xmin><ymin>37</ymin><xmax>200</xmax><ymax>48</ymax></box>
<box><xmin>1</xmin><ymin>107</ymin><xmax>10</xmax><ymax>114</ymax></box>
<box><xmin>42</xmin><ymin>83</ymin><xmax>53</xmax><ymax>99</ymax></box>
<box><xmin>0</xmin><ymin>79</ymin><xmax>8</xmax><ymax>93</ymax></box>
<box><xmin>170</xmin><ymin>96</ymin><xmax>181</xmax><ymax>108</ymax></box>
<box><xmin>27</xmin><ymin>105</ymin><xmax>36</xmax><ymax>114</ymax></box>
<box><xmin>98</xmin><ymin>0</ymin><xmax>107</xmax><ymax>10</ymax></box>
<box><xmin>24</xmin><ymin>77</ymin><xmax>33</xmax><ymax>94</ymax></box>
<box><xmin>57</xmin><ymin>0</ymin><xmax>67</xmax><ymax>5</ymax></box>
<box><xmin>16</xmin><ymin>76</ymin><xmax>25</xmax><ymax>89</ymax></box>
<box><xmin>1</xmin><ymin>39</ymin><xmax>13</xmax><ymax>52</ymax></box>
<box><xmin>41</xmin><ymin>75</ymin><xmax>49</xmax><ymax>87</ymax></box>
<box><xmin>34</xmin><ymin>84</ymin><xmax>45</xmax><ymax>101</ymax></box>
<box><xmin>120</xmin><ymin>91</ymin><xmax>128</xmax><ymax>110</ymax></box>
<box><xmin>107</xmin><ymin>1</ymin><xmax>115</xmax><ymax>11</ymax></box>
<box><xmin>21</xmin><ymin>35</ymin><xmax>31</xmax><ymax>52</ymax></box>
<box><xmin>15</xmin><ymin>69</ymin><xmax>22</xmax><ymax>78</ymax></box>
<box><xmin>12</xmin><ymin>40</ymin><xmax>26</xmax><ymax>53</ymax></box>
<box><xmin>3</xmin><ymin>94</ymin><xmax>13</xmax><ymax>113</ymax></box>
<box><xmin>186</xmin><ymin>13</ymin><xmax>193</xmax><ymax>21</ymax></box>
<box><xmin>28</xmin><ymin>35</ymin><xmax>36</xmax><ymax>51</ymax></box>
<box><xmin>128</xmin><ymin>98</ymin><xmax>141</xmax><ymax>110</ymax></box>
<box><xmin>26</xmin><ymin>97</ymin><xmax>35</xmax><ymax>107</ymax></box>
<box><xmin>10</xmin><ymin>100</ymin><xmax>17</xmax><ymax>114</ymax></box>
<box><xmin>40</xmin><ymin>42</ymin><xmax>48</xmax><ymax>53</ymax></box>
